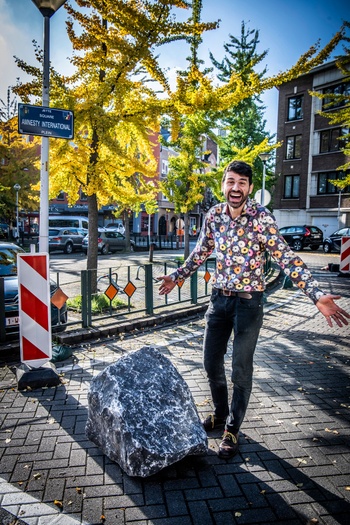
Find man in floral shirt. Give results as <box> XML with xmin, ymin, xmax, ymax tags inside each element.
<box><xmin>158</xmin><ymin>160</ymin><xmax>349</xmax><ymax>459</ymax></box>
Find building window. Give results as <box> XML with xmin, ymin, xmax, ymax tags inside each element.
<box><xmin>161</xmin><ymin>160</ymin><xmax>168</xmax><ymax>176</ymax></box>
<box><xmin>287</xmin><ymin>95</ymin><xmax>303</xmax><ymax>121</ymax></box>
<box><xmin>286</xmin><ymin>135</ymin><xmax>302</xmax><ymax>159</ymax></box>
<box><xmin>56</xmin><ymin>191</ymin><xmax>65</xmax><ymax>200</ymax></box>
<box><xmin>319</xmin><ymin>127</ymin><xmax>348</xmax><ymax>153</ymax></box>
<box><xmin>284</xmin><ymin>175</ymin><xmax>300</xmax><ymax>198</ymax></box>
<box><xmin>323</xmin><ymin>81</ymin><xmax>350</xmax><ymax>110</ymax></box>
<box><xmin>80</xmin><ymin>190</ymin><xmax>88</xmax><ymax>201</ymax></box>
<box><xmin>317</xmin><ymin>170</ymin><xmax>349</xmax><ymax>194</ymax></box>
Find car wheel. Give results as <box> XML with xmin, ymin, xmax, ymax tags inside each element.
<box><xmin>292</xmin><ymin>239</ymin><xmax>303</xmax><ymax>251</ymax></box>
<box><xmin>64</xmin><ymin>242</ymin><xmax>73</xmax><ymax>254</ymax></box>
<box><xmin>101</xmin><ymin>243</ymin><xmax>109</xmax><ymax>255</ymax></box>
<box><xmin>323</xmin><ymin>243</ymin><xmax>331</xmax><ymax>253</ymax></box>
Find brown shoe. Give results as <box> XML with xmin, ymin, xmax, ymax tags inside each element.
<box><xmin>202</xmin><ymin>414</ymin><xmax>226</xmax><ymax>431</ymax></box>
<box><xmin>218</xmin><ymin>431</ymin><xmax>239</xmax><ymax>459</ymax></box>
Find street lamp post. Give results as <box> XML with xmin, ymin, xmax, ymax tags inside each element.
<box><xmin>31</xmin><ymin>0</ymin><xmax>67</xmax><ymax>253</ymax></box>
<box><xmin>258</xmin><ymin>152</ymin><xmax>270</xmax><ymax>207</ymax></box>
<box><xmin>13</xmin><ymin>183</ymin><xmax>21</xmax><ymax>240</ymax></box>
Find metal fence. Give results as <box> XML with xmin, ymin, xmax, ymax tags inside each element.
<box><xmin>62</xmin><ymin>257</ymin><xmax>218</xmax><ymax>330</ymax></box>
<box><xmin>1</xmin><ymin>253</ymin><xmax>273</xmax><ymax>341</ymax></box>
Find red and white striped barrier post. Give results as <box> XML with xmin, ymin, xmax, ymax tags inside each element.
<box><xmin>18</xmin><ymin>253</ymin><xmax>52</xmax><ymax>368</ymax></box>
<box><xmin>340</xmin><ymin>236</ymin><xmax>350</xmax><ymax>274</ymax></box>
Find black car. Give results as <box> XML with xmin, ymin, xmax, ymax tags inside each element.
<box><xmin>323</xmin><ymin>227</ymin><xmax>350</xmax><ymax>253</ymax></box>
<box><xmin>0</xmin><ymin>243</ymin><xmax>67</xmax><ymax>341</ymax></box>
<box><xmin>279</xmin><ymin>225</ymin><xmax>323</xmax><ymax>251</ymax></box>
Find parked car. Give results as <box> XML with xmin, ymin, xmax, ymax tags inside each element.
<box><xmin>323</xmin><ymin>227</ymin><xmax>350</xmax><ymax>253</ymax></box>
<box><xmin>279</xmin><ymin>225</ymin><xmax>323</xmax><ymax>251</ymax></box>
<box><xmin>82</xmin><ymin>229</ymin><xmax>135</xmax><ymax>254</ymax></box>
<box><xmin>0</xmin><ymin>223</ymin><xmax>9</xmax><ymax>239</ymax></box>
<box><xmin>105</xmin><ymin>222</ymin><xmax>125</xmax><ymax>235</ymax></box>
<box><xmin>49</xmin><ymin>227</ymin><xmax>88</xmax><ymax>254</ymax></box>
<box><xmin>0</xmin><ymin>243</ymin><xmax>67</xmax><ymax>341</ymax></box>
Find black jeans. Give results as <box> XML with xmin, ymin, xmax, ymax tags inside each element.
<box><xmin>203</xmin><ymin>289</ymin><xmax>264</xmax><ymax>434</ymax></box>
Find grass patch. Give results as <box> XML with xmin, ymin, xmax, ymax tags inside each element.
<box><xmin>67</xmin><ymin>293</ymin><xmax>129</xmax><ymax>314</ymax></box>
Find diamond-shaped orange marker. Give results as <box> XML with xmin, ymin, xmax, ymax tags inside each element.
<box><xmin>177</xmin><ymin>280</ymin><xmax>184</xmax><ymax>288</ymax></box>
<box><xmin>124</xmin><ymin>281</ymin><xmax>136</xmax><ymax>298</ymax></box>
<box><xmin>51</xmin><ymin>288</ymin><xmax>68</xmax><ymax>309</ymax></box>
<box><xmin>204</xmin><ymin>270</ymin><xmax>211</xmax><ymax>283</ymax></box>
<box><xmin>105</xmin><ymin>283</ymin><xmax>119</xmax><ymax>301</ymax></box>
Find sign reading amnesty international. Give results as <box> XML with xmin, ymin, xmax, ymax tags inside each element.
<box><xmin>18</xmin><ymin>104</ymin><xmax>74</xmax><ymax>140</ymax></box>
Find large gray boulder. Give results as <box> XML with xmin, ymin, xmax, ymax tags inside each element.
<box><xmin>86</xmin><ymin>346</ymin><xmax>207</xmax><ymax>477</ymax></box>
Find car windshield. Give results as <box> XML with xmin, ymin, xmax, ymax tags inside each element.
<box><xmin>0</xmin><ymin>246</ymin><xmax>24</xmax><ymax>276</ymax></box>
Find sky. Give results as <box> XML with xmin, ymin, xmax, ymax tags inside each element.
<box><xmin>0</xmin><ymin>0</ymin><xmax>349</xmax><ymax>134</ymax></box>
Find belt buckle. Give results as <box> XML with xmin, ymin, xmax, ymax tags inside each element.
<box><xmin>222</xmin><ymin>289</ymin><xmax>235</xmax><ymax>297</ymax></box>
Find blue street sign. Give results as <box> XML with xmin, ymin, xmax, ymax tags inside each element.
<box><xmin>18</xmin><ymin>104</ymin><xmax>74</xmax><ymax>139</ymax></box>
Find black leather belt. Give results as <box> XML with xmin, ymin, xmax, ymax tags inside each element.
<box><xmin>215</xmin><ymin>289</ymin><xmax>252</xmax><ymax>299</ymax></box>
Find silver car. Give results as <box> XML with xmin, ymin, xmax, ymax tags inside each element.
<box><xmin>82</xmin><ymin>229</ymin><xmax>135</xmax><ymax>254</ymax></box>
<box><xmin>49</xmin><ymin>227</ymin><xmax>88</xmax><ymax>254</ymax></box>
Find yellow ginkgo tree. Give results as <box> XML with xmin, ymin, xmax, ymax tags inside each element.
<box><xmin>14</xmin><ymin>0</ymin><xmax>219</xmax><ymax>289</ymax></box>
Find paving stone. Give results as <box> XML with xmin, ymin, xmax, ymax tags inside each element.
<box><xmin>0</xmin><ymin>269</ymin><xmax>349</xmax><ymax>525</ymax></box>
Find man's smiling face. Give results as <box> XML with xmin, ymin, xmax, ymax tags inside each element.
<box><xmin>222</xmin><ymin>170</ymin><xmax>253</xmax><ymax>213</ymax></box>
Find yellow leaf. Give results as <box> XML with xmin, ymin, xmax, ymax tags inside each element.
<box><xmin>54</xmin><ymin>500</ymin><xmax>63</xmax><ymax>508</ymax></box>
<box><xmin>296</xmin><ymin>458</ymin><xmax>307</xmax><ymax>464</ymax></box>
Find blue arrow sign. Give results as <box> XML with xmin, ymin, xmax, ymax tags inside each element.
<box><xmin>18</xmin><ymin>104</ymin><xmax>74</xmax><ymax>139</ymax></box>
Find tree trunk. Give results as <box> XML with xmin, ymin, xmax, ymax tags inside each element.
<box><xmin>123</xmin><ymin>209</ymin><xmax>131</xmax><ymax>251</ymax></box>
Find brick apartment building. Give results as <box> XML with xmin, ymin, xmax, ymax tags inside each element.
<box><xmin>273</xmin><ymin>59</ymin><xmax>350</xmax><ymax>238</ymax></box>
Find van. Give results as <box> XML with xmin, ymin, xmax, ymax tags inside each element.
<box><xmin>49</xmin><ymin>215</ymin><xmax>89</xmax><ymax>230</ymax></box>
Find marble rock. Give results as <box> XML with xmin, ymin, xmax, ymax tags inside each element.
<box><xmin>86</xmin><ymin>346</ymin><xmax>207</xmax><ymax>477</ymax></box>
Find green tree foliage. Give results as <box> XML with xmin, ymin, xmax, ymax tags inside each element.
<box><xmin>209</xmin><ymin>21</ymin><xmax>277</xmax><ymax>200</ymax></box>
<box><xmin>310</xmin><ymin>23</ymin><xmax>350</xmax><ymax>188</ymax></box>
<box><xmin>0</xmin><ymin>115</ymin><xmax>40</xmax><ymax>226</ymax></box>
<box><xmin>161</xmin><ymin>0</ymin><xmax>220</xmax><ymax>257</ymax></box>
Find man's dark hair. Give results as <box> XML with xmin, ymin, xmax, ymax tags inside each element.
<box><xmin>222</xmin><ymin>161</ymin><xmax>253</xmax><ymax>185</ymax></box>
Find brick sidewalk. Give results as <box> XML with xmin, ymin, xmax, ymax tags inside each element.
<box><xmin>0</xmin><ymin>271</ymin><xmax>349</xmax><ymax>525</ymax></box>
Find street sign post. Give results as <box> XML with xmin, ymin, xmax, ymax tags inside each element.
<box><xmin>18</xmin><ymin>103</ymin><xmax>74</xmax><ymax>139</ymax></box>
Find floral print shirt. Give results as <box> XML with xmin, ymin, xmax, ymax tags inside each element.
<box><xmin>170</xmin><ymin>199</ymin><xmax>325</xmax><ymax>304</ymax></box>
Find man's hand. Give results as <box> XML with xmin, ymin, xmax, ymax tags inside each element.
<box><xmin>157</xmin><ymin>275</ymin><xmax>177</xmax><ymax>295</ymax></box>
<box><xmin>316</xmin><ymin>294</ymin><xmax>350</xmax><ymax>327</ymax></box>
